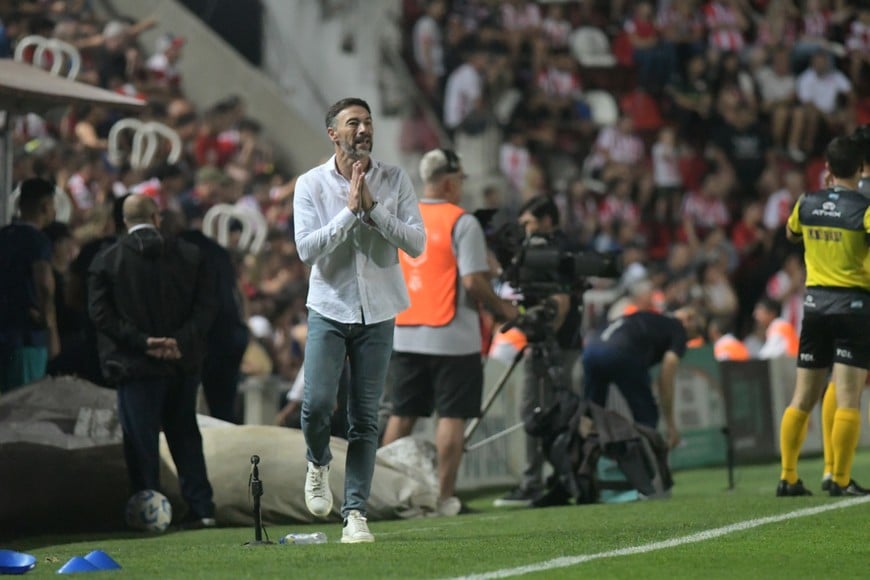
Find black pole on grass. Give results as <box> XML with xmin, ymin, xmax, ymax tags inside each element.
<box><xmin>722</xmin><ymin>427</ymin><xmax>735</xmax><ymax>490</ymax></box>
<box><xmin>245</xmin><ymin>455</ymin><xmax>273</xmax><ymax>545</ymax></box>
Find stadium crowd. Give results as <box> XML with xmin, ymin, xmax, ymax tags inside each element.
<box><xmin>1</xmin><ymin>0</ymin><xmax>869</xmax><ymax>414</ymax></box>
<box><xmin>404</xmin><ymin>0</ymin><xmax>869</xmax><ymax>352</ymax></box>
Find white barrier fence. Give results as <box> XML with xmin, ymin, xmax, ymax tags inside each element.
<box><xmin>235</xmin><ymin>349</ymin><xmax>870</xmax><ymax>491</ymax></box>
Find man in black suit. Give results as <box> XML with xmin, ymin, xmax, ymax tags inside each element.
<box><xmin>88</xmin><ymin>194</ymin><xmax>218</xmax><ymax>529</ymax></box>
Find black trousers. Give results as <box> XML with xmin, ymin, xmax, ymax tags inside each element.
<box><xmin>201</xmin><ymin>337</ymin><xmax>248</xmax><ymax>424</ymax></box>
<box><xmin>117</xmin><ymin>374</ymin><xmax>214</xmax><ymax>519</ymax></box>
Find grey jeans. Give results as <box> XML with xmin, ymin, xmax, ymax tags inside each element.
<box><xmin>301</xmin><ymin>310</ymin><xmax>395</xmax><ymax>518</ymax></box>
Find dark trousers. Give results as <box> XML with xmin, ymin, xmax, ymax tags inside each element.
<box><xmin>582</xmin><ymin>343</ymin><xmax>659</xmax><ymax>429</ymax></box>
<box><xmin>202</xmin><ymin>338</ymin><xmax>247</xmax><ymax>424</ymax></box>
<box><xmin>521</xmin><ymin>348</ymin><xmax>580</xmax><ymax>492</ymax></box>
<box><xmin>117</xmin><ymin>374</ymin><xmax>214</xmax><ymax>519</ymax></box>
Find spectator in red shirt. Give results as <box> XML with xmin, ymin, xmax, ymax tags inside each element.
<box><xmin>146</xmin><ymin>33</ymin><xmax>185</xmax><ymax>96</ymax></box>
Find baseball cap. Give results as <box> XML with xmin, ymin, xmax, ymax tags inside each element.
<box><xmin>419</xmin><ymin>148</ymin><xmax>467</xmax><ymax>183</ymax></box>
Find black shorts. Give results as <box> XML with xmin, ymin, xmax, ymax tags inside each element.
<box><xmin>797</xmin><ymin>312</ymin><xmax>870</xmax><ymax>370</ymax></box>
<box><xmin>389</xmin><ymin>352</ymin><xmax>483</xmax><ymax>419</ymax></box>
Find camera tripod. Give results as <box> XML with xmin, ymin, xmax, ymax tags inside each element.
<box><xmin>464</xmin><ymin>332</ymin><xmax>573</xmax><ymax>452</ymax></box>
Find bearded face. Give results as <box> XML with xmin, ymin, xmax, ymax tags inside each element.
<box><xmin>330</xmin><ymin>105</ymin><xmax>373</xmax><ymax>161</ymax></box>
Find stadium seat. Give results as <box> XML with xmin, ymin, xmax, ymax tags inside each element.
<box><xmin>569</xmin><ymin>27</ymin><xmax>617</xmax><ymax>68</ymax></box>
<box><xmin>584</xmin><ymin>90</ymin><xmax>620</xmax><ymax>127</ymax></box>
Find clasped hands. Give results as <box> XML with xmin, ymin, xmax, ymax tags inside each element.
<box><xmin>347</xmin><ymin>160</ymin><xmax>375</xmax><ymax>214</ymax></box>
<box><xmin>146</xmin><ymin>337</ymin><xmax>181</xmax><ymax>360</ymax></box>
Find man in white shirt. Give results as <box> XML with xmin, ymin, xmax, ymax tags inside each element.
<box><xmin>412</xmin><ymin>0</ymin><xmax>447</xmax><ymax>99</ymax></box>
<box><xmin>789</xmin><ymin>50</ymin><xmax>853</xmax><ymax>161</ymax></box>
<box><xmin>293</xmin><ymin>98</ymin><xmax>426</xmax><ymax>543</ymax></box>
<box><xmin>443</xmin><ymin>47</ymin><xmax>488</xmax><ymax>137</ymax></box>
<box><xmin>756</xmin><ymin>47</ymin><xmax>797</xmax><ymax>152</ymax></box>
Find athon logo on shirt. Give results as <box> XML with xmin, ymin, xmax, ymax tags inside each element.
<box><xmin>811</xmin><ymin>200</ymin><xmax>842</xmax><ymax>218</ymax></box>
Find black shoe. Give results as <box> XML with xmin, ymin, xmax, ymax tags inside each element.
<box><xmin>776</xmin><ymin>479</ymin><xmax>813</xmax><ymax>497</ymax></box>
<box><xmin>821</xmin><ymin>476</ymin><xmax>832</xmax><ymax>492</ymax></box>
<box><xmin>531</xmin><ymin>484</ymin><xmax>572</xmax><ymax>508</ymax></box>
<box><xmin>829</xmin><ymin>479</ymin><xmax>870</xmax><ymax>497</ymax></box>
<box><xmin>176</xmin><ymin>515</ymin><xmax>217</xmax><ymax>530</ymax></box>
<box><xmin>493</xmin><ymin>486</ymin><xmax>541</xmax><ymax>507</ymax></box>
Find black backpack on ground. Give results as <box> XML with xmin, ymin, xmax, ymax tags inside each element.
<box><xmin>524</xmin><ymin>389</ymin><xmax>673</xmax><ymax>507</ymax></box>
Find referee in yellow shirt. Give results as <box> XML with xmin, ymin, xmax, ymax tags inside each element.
<box><xmin>778</xmin><ymin>135</ymin><xmax>870</xmax><ymax>497</ymax></box>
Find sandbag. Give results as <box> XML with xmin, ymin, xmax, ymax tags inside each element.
<box><xmin>0</xmin><ymin>377</ymin><xmax>439</xmax><ymax>539</ymax></box>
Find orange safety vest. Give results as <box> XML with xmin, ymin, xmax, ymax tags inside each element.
<box><xmin>396</xmin><ymin>202</ymin><xmax>466</xmax><ymax>327</ymax></box>
<box><xmin>714</xmin><ymin>334</ymin><xmax>750</xmax><ymax>361</ymax></box>
<box><xmin>768</xmin><ymin>318</ymin><xmax>799</xmax><ymax>358</ymax></box>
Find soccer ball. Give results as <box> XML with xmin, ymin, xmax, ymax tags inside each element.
<box><xmin>125</xmin><ymin>490</ymin><xmax>173</xmax><ymax>533</ymax></box>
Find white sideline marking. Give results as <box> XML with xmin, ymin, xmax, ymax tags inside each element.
<box><xmin>451</xmin><ymin>496</ymin><xmax>870</xmax><ymax>579</ymax></box>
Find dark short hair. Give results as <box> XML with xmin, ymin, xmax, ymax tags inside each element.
<box><xmin>518</xmin><ymin>195</ymin><xmax>560</xmax><ymax>227</ymax></box>
<box><xmin>325</xmin><ymin>98</ymin><xmax>371</xmax><ymax>130</ymax></box>
<box><xmin>18</xmin><ymin>177</ymin><xmax>55</xmax><ymax>214</ymax></box>
<box><xmin>826</xmin><ymin>136</ymin><xmax>863</xmax><ymax>179</ymax></box>
<box><xmin>238</xmin><ymin>118</ymin><xmax>262</xmax><ymax>134</ymax></box>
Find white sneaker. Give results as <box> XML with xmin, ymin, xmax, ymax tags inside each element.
<box><xmin>304</xmin><ymin>461</ymin><xmax>333</xmax><ymax>517</ymax></box>
<box><xmin>341</xmin><ymin>510</ymin><xmax>374</xmax><ymax>543</ymax></box>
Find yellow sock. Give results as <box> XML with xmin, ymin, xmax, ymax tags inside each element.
<box><xmin>822</xmin><ymin>382</ymin><xmax>837</xmax><ymax>477</ymax></box>
<box><xmin>832</xmin><ymin>407</ymin><xmax>861</xmax><ymax>488</ymax></box>
<box><xmin>780</xmin><ymin>407</ymin><xmax>809</xmax><ymax>484</ymax></box>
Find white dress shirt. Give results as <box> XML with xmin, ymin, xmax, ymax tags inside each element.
<box><xmin>294</xmin><ymin>155</ymin><xmax>426</xmax><ymax>325</ymax></box>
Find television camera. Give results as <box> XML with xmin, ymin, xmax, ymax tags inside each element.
<box><xmin>492</xmin><ymin>223</ymin><xmax>621</xmax><ymax>341</ymax></box>
<box><xmin>464</xmin><ymin>220</ymin><xmax>622</xmax><ymax>449</ymax></box>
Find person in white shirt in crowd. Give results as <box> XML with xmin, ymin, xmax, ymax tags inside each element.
<box><xmin>651</xmin><ymin>126</ymin><xmax>683</xmax><ymax>222</ymax></box>
<box><xmin>146</xmin><ymin>33</ymin><xmax>185</xmax><ymax>95</ymax></box>
<box><xmin>412</xmin><ymin>0</ymin><xmax>447</xmax><ymax>101</ymax></box>
<box><xmin>443</xmin><ymin>44</ymin><xmax>488</xmax><ymax>138</ymax></box>
<box><xmin>292</xmin><ymin>97</ymin><xmax>425</xmax><ymax>543</ymax></box>
<box><xmin>755</xmin><ymin>47</ymin><xmax>797</xmax><ymax>152</ymax></box>
<box><xmin>499</xmin><ymin>126</ymin><xmax>531</xmax><ymax>196</ymax></box>
<box><xmin>789</xmin><ymin>49</ymin><xmax>853</xmax><ymax>162</ymax></box>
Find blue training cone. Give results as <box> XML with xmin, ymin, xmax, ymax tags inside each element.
<box><xmin>83</xmin><ymin>550</ymin><xmax>121</xmax><ymax>571</ymax></box>
<box><xmin>57</xmin><ymin>556</ymin><xmax>99</xmax><ymax>574</ymax></box>
<box><xmin>0</xmin><ymin>549</ymin><xmax>37</xmax><ymax>574</ymax></box>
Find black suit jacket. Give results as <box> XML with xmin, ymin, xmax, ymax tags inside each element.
<box><xmin>87</xmin><ymin>226</ymin><xmax>217</xmax><ymax>384</ymax></box>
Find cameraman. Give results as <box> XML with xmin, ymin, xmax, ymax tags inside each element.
<box><xmin>494</xmin><ymin>195</ymin><xmax>584</xmax><ymax>507</ymax></box>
